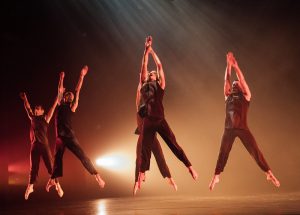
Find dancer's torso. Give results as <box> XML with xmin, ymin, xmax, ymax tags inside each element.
<box><xmin>30</xmin><ymin>115</ymin><xmax>49</xmax><ymax>144</ymax></box>
<box><xmin>225</xmin><ymin>92</ymin><xmax>249</xmax><ymax>130</ymax></box>
<box><xmin>140</xmin><ymin>81</ymin><xmax>165</xmax><ymax>119</ymax></box>
<box><xmin>55</xmin><ymin>103</ymin><xmax>75</xmax><ymax>137</ymax></box>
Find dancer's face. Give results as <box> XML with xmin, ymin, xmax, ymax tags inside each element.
<box><xmin>232</xmin><ymin>80</ymin><xmax>241</xmax><ymax>93</ymax></box>
<box><xmin>147</xmin><ymin>71</ymin><xmax>157</xmax><ymax>82</ymax></box>
<box><xmin>63</xmin><ymin>92</ymin><xmax>74</xmax><ymax>103</ymax></box>
<box><xmin>34</xmin><ymin>105</ymin><xmax>44</xmax><ymax>116</ymax></box>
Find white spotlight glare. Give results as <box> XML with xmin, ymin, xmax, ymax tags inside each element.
<box><xmin>95</xmin><ymin>154</ymin><xmax>131</xmax><ymax>172</ymax></box>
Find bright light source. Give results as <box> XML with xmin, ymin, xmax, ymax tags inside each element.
<box><xmin>96</xmin><ymin>157</ymin><xmax>119</xmax><ymax>167</ymax></box>
<box><xmin>97</xmin><ymin>200</ymin><xmax>106</xmax><ymax>215</ymax></box>
<box><xmin>96</xmin><ymin>154</ymin><xmax>131</xmax><ymax>172</ymax></box>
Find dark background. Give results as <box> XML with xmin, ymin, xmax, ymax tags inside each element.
<box><xmin>1</xmin><ymin>0</ymin><xmax>300</xmax><ymax>202</ymax></box>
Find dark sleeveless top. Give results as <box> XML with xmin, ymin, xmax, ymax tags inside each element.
<box><xmin>140</xmin><ymin>81</ymin><xmax>165</xmax><ymax>119</ymax></box>
<box><xmin>30</xmin><ymin>115</ymin><xmax>49</xmax><ymax>144</ymax></box>
<box><xmin>225</xmin><ymin>92</ymin><xmax>249</xmax><ymax>130</ymax></box>
<box><xmin>55</xmin><ymin>103</ymin><xmax>75</xmax><ymax>137</ymax></box>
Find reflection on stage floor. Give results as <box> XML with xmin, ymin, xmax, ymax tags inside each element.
<box><xmin>2</xmin><ymin>193</ymin><xmax>300</xmax><ymax>215</ymax></box>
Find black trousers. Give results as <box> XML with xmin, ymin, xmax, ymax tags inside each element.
<box><xmin>215</xmin><ymin>128</ymin><xmax>270</xmax><ymax>174</ymax></box>
<box><xmin>29</xmin><ymin>141</ymin><xmax>53</xmax><ymax>184</ymax></box>
<box><xmin>140</xmin><ymin>117</ymin><xmax>192</xmax><ymax>173</ymax></box>
<box><xmin>135</xmin><ymin>133</ymin><xmax>171</xmax><ymax>182</ymax></box>
<box><xmin>51</xmin><ymin>136</ymin><xmax>97</xmax><ymax>178</ymax></box>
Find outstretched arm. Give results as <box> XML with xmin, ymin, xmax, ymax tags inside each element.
<box><xmin>136</xmin><ymin>74</ymin><xmax>142</xmax><ymax>111</ymax></box>
<box><xmin>45</xmin><ymin>97</ymin><xmax>58</xmax><ymax>123</ymax></box>
<box><xmin>140</xmin><ymin>36</ymin><xmax>152</xmax><ymax>84</ymax></box>
<box><xmin>20</xmin><ymin>92</ymin><xmax>33</xmax><ymax>120</ymax></box>
<box><xmin>71</xmin><ymin>65</ymin><xmax>88</xmax><ymax>112</ymax></box>
<box><xmin>231</xmin><ymin>54</ymin><xmax>251</xmax><ymax>101</ymax></box>
<box><xmin>224</xmin><ymin>52</ymin><xmax>232</xmax><ymax>99</ymax></box>
<box><xmin>45</xmin><ymin>72</ymin><xmax>65</xmax><ymax>123</ymax></box>
<box><xmin>150</xmin><ymin>48</ymin><xmax>165</xmax><ymax>89</ymax></box>
<box><xmin>57</xmin><ymin>71</ymin><xmax>65</xmax><ymax>105</ymax></box>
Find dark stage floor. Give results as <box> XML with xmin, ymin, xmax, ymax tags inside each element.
<box><xmin>1</xmin><ymin>192</ymin><xmax>300</xmax><ymax>215</ymax></box>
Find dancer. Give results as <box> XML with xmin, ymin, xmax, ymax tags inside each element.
<box><xmin>137</xmin><ymin>36</ymin><xmax>198</xmax><ymax>189</ymax></box>
<box><xmin>133</xmin><ymin>76</ymin><xmax>177</xmax><ymax>195</ymax></box>
<box><xmin>209</xmin><ymin>52</ymin><xmax>280</xmax><ymax>190</ymax></box>
<box><xmin>46</xmin><ymin>66</ymin><xmax>105</xmax><ymax>197</ymax></box>
<box><xmin>20</xmin><ymin>72</ymin><xmax>62</xmax><ymax>200</ymax></box>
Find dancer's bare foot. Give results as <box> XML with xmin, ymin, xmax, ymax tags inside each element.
<box><xmin>133</xmin><ymin>182</ymin><xmax>139</xmax><ymax>196</ymax></box>
<box><xmin>137</xmin><ymin>172</ymin><xmax>145</xmax><ymax>189</ymax></box>
<box><xmin>55</xmin><ymin>182</ymin><xmax>64</xmax><ymax>198</ymax></box>
<box><xmin>167</xmin><ymin>177</ymin><xmax>178</xmax><ymax>191</ymax></box>
<box><xmin>209</xmin><ymin>174</ymin><xmax>220</xmax><ymax>191</ymax></box>
<box><xmin>266</xmin><ymin>170</ymin><xmax>280</xmax><ymax>187</ymax></box>
<box><xmin>95</xmin><ymin>174</ymin><xmax>105</xmax><ymax>188</ymax></box>
<box><xmin>46</xmin><ymin>178</ymin><xmax>64</xmax><ymax>197</ymax></box>
<box><xmin>188</xmin><ymin>166</ymin><xmax>198</xmax><ymax>180</ymax></box>
<box><xmin>25</xmin><ymin>184</ymin><xmax>34</xmax><ymax>200</ymax></box>
<box><xmin>46</xmin><ymin>179</ymin><xmax>56</xmax><ymax>192</ymax></box>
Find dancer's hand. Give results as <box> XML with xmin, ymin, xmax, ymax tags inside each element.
<box><xmin>226</xmin><ymin>52</ymin><xmax>233</xmax><ymax>66</ymax></box>
<box><xmin>145</xmin><ymin>36</ymin><xmax>152</xmax><ymax>52</ymax></box>
<box><xmin>81</xmin><ymin>65</ymin><xmax>88</xmax><ymax>76</ymax></box>
<box><xmin>227</xmin><ymin>52</ymin><xmax>238</xmax><ymax>68</ymax></box>
<box><xmin>20</xmin><ymin>92</ymin><xmax>27</xmax><ymax>100</ymax></box>
<box><xmin>231</xmin><ymin>56</ymin><xmax>239</xmax><ymax>68</ymax></box>
<box><xmin>58</xmin><ymin>87</ymin><xmax>65</xmax><ymax>95</ymax></box>
<box><xmin>60</xmin><ymin>71</ymin><xmax>65</xmax><ymax>79</ymax></box>
<box><xmin>58</xmin><ymin>72</ymin><xmax>65</xmax><ymax>92</ymax></box>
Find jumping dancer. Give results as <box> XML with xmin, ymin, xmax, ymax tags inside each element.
<box><xmin>137</xmin><ymin>36</ymin><xmax>198</xmax><ymax>190</ymax></box>
<box><xmin>20</xmin><ymin>72</ymin><xmax>62</xmax><ymax>200</ymax></box>
<box><xmin>133</xmin><ymin>77</ymin><xmax>177</xmax><ymax>195</ymax></box>
<box><xmin>209</xmin><ymin>52</ymin><xmax>280</xmax><ymax>190</ymax></box>
<box><xmin>46</xmin><ymin>66</ymin><xmax>105</xmax><ymax>197</ymax></box>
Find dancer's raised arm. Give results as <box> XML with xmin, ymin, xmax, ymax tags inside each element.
<box><xmin>45</xmin><ymin>72</ymin><xmax>64</xmax><ymax>123</ymax></box>
<box><xmin>136</xmin><ymin>74</ymin><xmax>142</xmax><ymax>111</ymax></box>
<box><xmin>140</xmin><ymin>36</ymin><xmax>152</xmax><ymax>84</ymax></box>
<box><xmin>224</xmin><ymin>52</ymin><xmax>232</xmax><ymax>99</ymax></box>
<box><xmin>231</xmin><ymin>54</ymin><xmax>251</xmax><ymax>101</ymax></box>
<box><xmin>150</xmin><ymin>48</ymin><xmax>165</xmax><ymax>89</ymax></box>
<box><xmin>57</xmin><ymin>71</ymin><xmax>65</xmax><ymax>105</ymax></box>
<box><xmin>71</xmin><ymin>66</ymin><xmax>88</xmax><ymax>112</ymax></box>
<box><xmin>20</xmin><ymin>92</ymin><xmax>33</xmax><ymax>120</ymax></box>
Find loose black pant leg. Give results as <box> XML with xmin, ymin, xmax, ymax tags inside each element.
<box><xmin>157</xmin><ymin>119</ymin><xmax>192</xmax><ymax>167</ymax></box>
<box><xmin>238</xmin><ymin>129</ymin><xmax>270</xmax><ymax>172</ymax></box>
<box><xmin>41</xmin><ymin>144</ymin><xmax>53</xmax><ymax>176</ymax></box>
<box><xmin>66</xmin><ymin>136</ymin><xmax>98</xmax><ymax>175</ymax></box>
<box><xmin>51</xmin><ymin>137</ymin><xmax>66</xmax><ymax>178</ymax></box>
<box><xmin>135</xmin><ymin>134</ymin><xmax>143</xmax><ymax>182</ymax></box>
<box><xmin>140</xmin><ymin>118</ymin><xmax>156</xmax><ymax>172</ymax></box>
<box><xmin>152</xmin><ymin>135</ymin><xmax>171</xmax><ymax>178</ymax></box>
<box><xmin>29</xmin><ymin>143</ymin><xmax>41</xmax><ymax>184</ymax></box>
<box><xmin>214</xmin><ymin>129</ymin><xmax>236</xmax><ymax>175</ymax></box>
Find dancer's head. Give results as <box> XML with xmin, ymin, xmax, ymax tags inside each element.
<box><xmin>34</xmin><ymin>105</ymin><xmax>45</xmax><ymax>116</ymax></box>
<box><xmin>63</xmin><ymin>92</ymin><xmax>74</xmax><ymax>103</ymax></box>
<box><xmin>147</xmin><ymin>70</ymin><xmax>158</xmax><ymax>82</ymax></box>
<box><xmin>232</xmin><ymin>80</ymin><xmax>242</xmax><ymax>93</ymax></box>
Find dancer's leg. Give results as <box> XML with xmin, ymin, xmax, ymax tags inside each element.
<box><xmin>66</xmin><ymin>136</ymin><xmax>105</xmax><ymax>188</ymax></box>
<box><xmin>238</xmin><ymin>129</ymin><xmax>280</xmax><ymax>187</ymax></box>
<box><xmin>152</xmin><ymin>136</ymin><xmax>177</xmax><ymax>190</ymax></box>
<box><xmin>209</xmin><ymin>129</ymin><xmax>235</xmax><ymax>191</ymax></box>
<box><xmin>41</xmin><ymin>143</ymin><xmax>53</xmax><ymax>176</ymax></box>
<box><xmin>46</xmin><ymin>137</ymin><xmax>65</xmax><ymax>197</ymax></box>
<box><xmin>138</xmin><ymin>118</ymin><xmax>156</xmax><ymax>189</ymax></box>
<box><xmin>25</xmin><ymin>143</ymin><xmax>40</xmax><ymax>200</ymax></box>
<box><xmin>157</xmin><ymin>119</ymin><xmax>197</xmax><ymax>180</ymax></box>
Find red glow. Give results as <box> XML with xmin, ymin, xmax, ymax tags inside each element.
<box><xmin>8</xmin><ymin>161</ymin><xmax>28</xmax><ymax>174</ymax></box>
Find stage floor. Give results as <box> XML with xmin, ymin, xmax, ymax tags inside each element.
<box><xmin>2</xmin><ymin>193</ymin><xmax>300</xmax><ymax>215</ymax></box>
